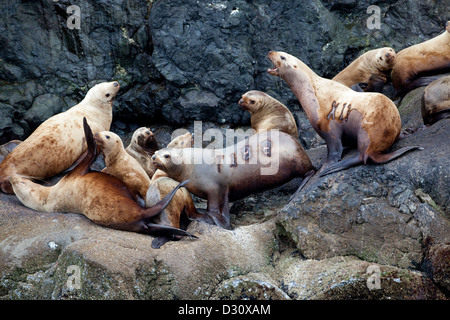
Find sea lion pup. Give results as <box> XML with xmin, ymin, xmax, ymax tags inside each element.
<box><xmin>125</xmin><ymin>127</ymin><xmax>159</xmax><ymax>177</ymax></box>
<box><xmin>151</xmin><ymin>132</ymin><xmax>194</xmax><ymax>182</ymax></box>
<box><xmin>421</xmin><ymin>76</ymin><xmax>450</xmax><ymax>125</ymax></box>
<box><xmin>152</xmin><ymin>130</ymin><xmax>315</xmax><ymax>229</ymax></box>
<box><xmin>95</xmin><ymin>131</ymin><xmax>151</xmax><ymax>200</ymax></box>
<box><xmin>267</xmin><ymin>51</ymin><xmax>422</xmax><ymax>176</ymax></box>
<box><xmin>333</xmin><ymin>47</ymin><xmax>396</xmax><ymax>91</ymax></box>
<box><xmin>391</xmin><ymin>21</ymin><xmax>450</xmax><ymax>96</ymax></box>
<box><xmin>10</xmin><ymin>118</ymin><xmax>195</xmax><ymax>243</ymax></box>
<box><xmin>0</xmin><ymin>81</ymin><xmax>120</xmax><ymax>194</ymax></box>
<box><xmin>238</xmin><ymin>90</ymin><xmax>298</xmax><ymax>139</ymax></box>
<box><xmin>146</xmin><ymin>176</ymin><xmax>204</xmax><ymax>248</ymax></box>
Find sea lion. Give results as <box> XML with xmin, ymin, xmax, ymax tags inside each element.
<box><xmin>125</xmin><ymin>127</ymin><xmax>159</xmax><ymax>178</ymax></box>
<box><xmin>10</xmin><ymin>118</ymin><xmax>194</xmax><ymax>244</ymax></box>
<box><xmin>391</xmin><ymin>21</ymin><xmax>450</xmax><ymax>96</ymax></box>
<box><xmin>421</xmin><ymin>76</ymin><xmax>450</xmax><ymax>125</ymax></box>
<box><xmin>267</xmin><ymin>51</ymin><xmax>422</xmax><ymax>176</ymax></box>
<box><xmin>0</xmin><ymin>81</ymin><xmax>120</xmax><ymax>194</ymax></box>
<box><xmin>152</xmin><ymin>130</ymin><xmax>315</xmax><ymax>229</ymax></box>
<box><xmin>151</xmin><ymin>132</ymin><xmax>194</xmax><ymax>183</ymax></box>
<box><xmin>238</xmin><ymin>90</ymin><xmax>298</xmax><ymax>139</ymax></box>
<box><xmin>95</xmin><ymin>130</ymin><xmax>151</xmax><ymax>200</ymax></box>
<box><xmin>333</xmin><ymin>47</ymin><xmax>396</xmax><ymax>91</ymax></box>
<box><xmin>0</xmin><ymin>140</ymin><xmax>21</xmax><ymax>157</ymax></box>
<box><xmin>146</xmin><ymin>176</ymin><xmax>204</xmax><ymax>248</ymax></box>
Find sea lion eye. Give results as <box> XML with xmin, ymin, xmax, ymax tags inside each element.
<box><xmin>281</xmin><ymin>56</ymin><xmax>286</xmax><ymax>60</ymax></box>
<box><xmin>146</xmin><ymin>130</ymin><xmax>150</xmax><ymax>135</ymax></box>
<box><xmin>164</xmin><ymin>154</ymin><xmax>170</xmax><ymax>159</ymax></box>
<box><xmin>250</xmin><ymin>100</ymin><xmax>255</xmax><ymax>104</ymax></box>
<box><xmin>105</xmin><ymin>93</ymin><xmax>110</xmax><ymax>97</ymax></box>
<box><xmin>105</xmin><ymin>135</ymin><xmax>110</xmax><ymax>140</ymax></box>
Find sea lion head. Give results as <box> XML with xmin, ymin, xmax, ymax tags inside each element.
<box><xmin>94</xmin><ymin>131</ymin><xmax>124</xmax><ymax>159</ymax></box>
<box><xmin>267</xmin><ymin>51</ymin><xmax>302</xmax><ymax>78</ymax></box>
<box><xmin>375</xmin><ymin>47</ymin><xmax>396</xmax><ymax>70</ymax></box>
<box><xmin>152</xmin><ymin>148</ymin><xmax>185</xmax><ymax>177</ymax></box>
<box><xmin>84</xmin><ymin>81</ymin><xmax>120</xmax><ymax>107</ymax></box>
<box><xmin>238</xmin><ymin>91</ymin><xmax>269</xmax><ymax>113</ymax></box>
<box><xmin>167</xmin><ymin>132</ymin><xmax>194</xmax><ymax>149</ymax></box>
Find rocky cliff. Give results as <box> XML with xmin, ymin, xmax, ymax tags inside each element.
<box><xmin>0</xmin><ymin>0</ymin><xmax>449</xmax><ymax>300</ymax></box>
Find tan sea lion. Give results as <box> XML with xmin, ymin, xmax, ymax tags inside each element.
<box><xmin>0</xmin><ymin>140</ymin><xmax>21</xmax><ymax>157</ymax></box>
<box><xmin>125</xmin><ymin>127</ymin><xmax>159</xmax><ymax>178</ymax></box>
<box><xmin>10</xmin><ymin>118</ymin><xmax>194</xmax><ymax>245</ymax></box>
<box><xmin>146</xmin><ymin>176</ymin><xmax>204</xmax><ymax>248</ymax></box>
<box><xmin>152</xmin><ymin>130</ymin><xmax>315</xmax><ymax>229</ymax></box>
<box><xmin>0</xmin><ymin>81</ymin><xmax>120</xmax><ymax>194</ymax></box>
<box><xmin>421</xmin><ymin>76</ymin><xmax>450</xmax><ymax>125</ymax></box>
<box><xmin>267</xmin><ymin>51</ymin><xmax>422</xmax><ymax>176</ymax></box>
<box><xmin>95</xmin><ymin>131</ymin><xmax>151</xmax><ymax>200</ymax></box>
<box><xmin>391</xmin><ymin>21</ymin><xmax>450</xmax><ymax>96</ymax></box>
<box><xmin>333</xmin><ymin>47</ymin><xmax>396</xmax><ymax>91</ymax></box>
<box><xmin>238</xmin><ymin>90</ymin><xmax>298</xmax><ymax>139</ymax></box>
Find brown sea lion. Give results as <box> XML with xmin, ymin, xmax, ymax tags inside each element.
<box><xmin>95</xmin><ymin>131</ymin><xmax>151</xmax><ymax>200</ymax></box>
<box><xmin>125</xmin><ymin>127</ymin><xmax>159</xmax><ymax>178</ymax></box>
<box><xmin>238</xmin><ymin>90</ymin><xmax>298</xmax><ymax>139</ymax></box>
<box><xmin>333</xmin><ymin>47</ymin><xmax>396</xmax><ymax>91</ymax></box>
<box><xmin>152</xmin><ymin>130</ymin><xmax>315</xmax><ymax>229</ymax></box>
<box><xmin>0</xmin><ymin>81</ymin><xmax>120</xmax><ymax>194</ymax></box>
<box><xmin>421</xmin><ymin>76</ymin><xmax>450</xmax><ymax>125</ymax></box>
<box><xmin>267</xmin><ymin>51</ymin><xmax>422</xmax><ymax>176</ymax></box>
<box><xmin>10</xmin><ymin>118</ymin><xmax>194</xmax><ymax>244</ymax></box>
<box><xmin>146</xmin><ymin>176</ymin><xmax>204</xmax><ymax>248</ymax></box>
<box><xmin>391</xmin><ymin>21</ymin><xmax>450</xmax><ymax>96</ymax></box>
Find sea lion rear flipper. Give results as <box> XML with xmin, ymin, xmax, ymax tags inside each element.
<box><xmin>68</xmin><ymin>117</ymin><xmax>98</xmax><ymax>177</ymax></box>
<box><xmin>288</xmin><ymin>169</ymin><xmax>316</xmax><ymax>203</ymax></box>
<box><xmin>144</xmin><ymin>223</ymin><xmax>198</xmax><ymax>249</ymax></box>
<box><xmin>141</xmin><ymin>180</ymin><xmax>190</xmax><ymax>220</ymax></box>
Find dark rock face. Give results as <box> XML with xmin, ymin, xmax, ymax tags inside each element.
<box><xmin>1</xmin><ymin>0</ymin><xmax>449</xmax><ymax>142</ymax></box>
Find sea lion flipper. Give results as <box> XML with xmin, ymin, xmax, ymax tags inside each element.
<box><xmin>141</xmin><ymin>180</ymin><xmax>190</xmax><ymax>220</ymax></box>
<box><xmin>68</xmin><ymin>117</ymin><xmax>98</xmax><ymax>177</ymax></box>
<box><xmin>288</xmin><ymin>169</ymin><xmax>316</xmax><ymax>203</ymax></box>
<box><xmin>145</xmin><ymin>223</ymin><xmax>198</xmax><ymax>249</ymax></box>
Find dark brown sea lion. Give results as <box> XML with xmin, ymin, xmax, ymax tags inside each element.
<box><xmin>267</xmin><ymin>51</ymin><xmax>422</xmax><ymax>176</ymax></box>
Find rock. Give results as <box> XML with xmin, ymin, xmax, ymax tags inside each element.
<box><xmin>278</xmin><ymin>88</ymin><xmax>450</xmax><ymax>290</ymax></box>
<box><xmin>2</xmin><ymin>0</ymin><xmax>448</xmax><ymax>143</ymax></box>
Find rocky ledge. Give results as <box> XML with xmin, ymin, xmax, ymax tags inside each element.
<box><xmin>0</xmin><ymin>88</ymin><xmax>448</xmax><ymax>300</ymax></box>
